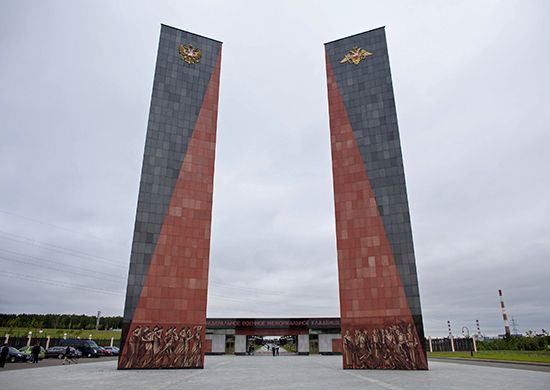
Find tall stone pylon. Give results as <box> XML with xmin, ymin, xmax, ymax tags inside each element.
<box><xmin>118</xmin><ymin>25</ymin><xmax>221</xmax><ymax>369</ymax></box>
<box><xmin>325</xmin><ymin>28</ymin><xmax>428</xmax><ymax>370</ymax></box>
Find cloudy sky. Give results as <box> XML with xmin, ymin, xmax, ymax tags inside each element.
<box><xmin>0</xmin><ymin>0</ymin><xmax>548</xmax><ymax>337</ymax></box>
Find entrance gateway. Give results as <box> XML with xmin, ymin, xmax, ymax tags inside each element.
<box><xmin>118</xmin><ymin>25</ymin><xmax>428</xmax><ymax>370</ymax></box>
<box><xmin>204</xmin><ymin>318</ymin><xmax>342</xmax><ymax>356</ymax></box>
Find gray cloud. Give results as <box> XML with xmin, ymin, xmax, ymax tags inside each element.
<box><xmin>0</xmin><ymin>0</ymin><xmax>548</xmax><ymax>337</ymax></box>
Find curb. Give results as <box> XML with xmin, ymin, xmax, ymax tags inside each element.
<box><xmin>429</xmin><ymin>356</ymin><xmax>550</xmax><ymax>367</ymax></box>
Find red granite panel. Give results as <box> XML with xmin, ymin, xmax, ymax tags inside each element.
<box><xmin>326</xmin><ymin>56</ymin><xmax>427</xmax><ymax>370</ymax></box>
<box><xmin>332</xmin><ymin>338</ymin><xmax>343</xmax><ymax>354</ymax></box>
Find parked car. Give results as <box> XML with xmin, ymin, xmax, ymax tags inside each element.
<box><xmin>103</xmin><ymin>346</ymin><xmax>119</xmax><ymax>356</ymax></box>
<box><xmin>95</xmin><ymin>346</ymin><xmax>111</xmax><ymax>356</ymax></box>
<box><xmin>19</xmin><ymin>346</ymin><xmax>45</xmax><ymax>360</ymax></box>
<box><xmin>45</xmin><ymin>346</ymin><xmax>81</xmax><ymax>359</ymax></box>
<box><xmin>57</xmin><ymin>339</ymin><xmax>100</xmax><ymax>358</ymax></box>
<box><xmin>6</xmin><ymin>347</ymin><xmax>29</xmax><ymax>362</ymax></box>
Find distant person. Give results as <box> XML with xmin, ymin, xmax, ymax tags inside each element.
<box><xmin>31</xmin><ymin>343</ymin><xmax>41</xmax><ymax>363</ymax></box>
<box><xmin>0</xmin><ymin>343</ymin><xmax>8</xmax><ymax>368</ymax></box>
<box><xmin>276</xmin><ymin>346</ymin><xmax>279</xmax><ymax>356</ymax></box>
<box><xmin>63</xmin><ymin>346</ymin><xmax>71</xmax><ymax>365</ymax></box>
<box><xmin>272</xmin><ymin>345</ymin><xmax>276</xmax><ymax>356</ymax></box>
<box><xmin>63</xmin><ymin>346</ymin><xmax>77</xmax><ymax>365</ymax></box>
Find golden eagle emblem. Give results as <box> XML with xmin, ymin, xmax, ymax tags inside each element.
<box><xmin>340</xmin><ymin>47</ymin><xmax>373</xmax><ymax>65</ymax></box>
<box><xmin>179</xmin><ymin>44</ymin><xmax>202</xmax><ymax>64</ymax></box>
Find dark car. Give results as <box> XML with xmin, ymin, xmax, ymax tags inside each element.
<box><xmin>6</xmin><ymin>347</ymin><xmax>29</xmax><ymax>362</ymax></box>
<box><xmin>45</xmin><ymin>346</ymin><xmax>81</xmax><ymax>359</ymax></box>
<box><xmin>58</xmin><ymin>339</ymin><xmax>100</xmax><ymax>358</ymax></box>
<box><xmin>103</xmin><ymin>346</ymin><xmax>119</xmax><ymax>356</ymax></box>
<box><xmin>95</xmin><ymin>346</ymin><xmax>110</xmax><ymax>356</ymax></box>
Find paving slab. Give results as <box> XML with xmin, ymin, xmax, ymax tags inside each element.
<box><xmin>1</xmin><ymin>355</ymin><xmax>549</xmax><ymax>390</ymax></box>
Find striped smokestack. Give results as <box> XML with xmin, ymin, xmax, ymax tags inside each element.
<box><xmin>499</xmin><ymin>289</ymin><xmax>511</xmax><ymax>337</ymax></box>
<box><xmin>476</xmin><ymin>319</ymin><xmax>482</xmax><ymax>338</ymax></box>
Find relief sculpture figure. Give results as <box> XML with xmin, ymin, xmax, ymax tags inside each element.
<box><xmin>141</xmin><ymin>326</ymin><xmax>155</xmax><ymax>368</ymax></box>
<box><xmin>189</xmin><ymin>326</ymin><xmax>202</xmax><ymax>367</ymax></box>
<box><xmin>343</xmin><ymin>330</ymin><xmax>354</xmax><ymax>368</ymax></box>
<box><xmin>120</xmin><ymin>326</ymin><xmax>142</xmax><ymax>369</ymax></box>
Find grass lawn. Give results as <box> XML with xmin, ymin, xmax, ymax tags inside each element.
<box><xmin>1</xmin><ymin>327</ymin><xmax>121</xmax><ymax>340</ymax></box>
<box><xmin>428</xmin><ymin>350</ymin><xmax>550</xmax><ymax>364</ymax></box>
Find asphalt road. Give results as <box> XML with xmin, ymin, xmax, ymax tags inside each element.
<box><xmin>1</xmin><ymin>356</ymin><xmax>118</xmax><ymax>371</ymax></box>
<box><xmin>428</xmin><ymin>357</ymin><xmax>550</xmax><ymax>373</ymax></box>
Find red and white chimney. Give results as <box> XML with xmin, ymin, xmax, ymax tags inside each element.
<box><xmin>499</xmin><ymin>289</ymin><xmax>511</xmax><ymax>337</ymax></box>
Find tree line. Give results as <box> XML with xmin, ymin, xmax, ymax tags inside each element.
<box><xmin>477</xmin><ymin>335</ymin><xmax>550</xmax><ymax>351</ymax></box>
<box><xmin>0</xmin><ymin>313</ymin><xmax>122</xmax><ymax>330</ymax></box>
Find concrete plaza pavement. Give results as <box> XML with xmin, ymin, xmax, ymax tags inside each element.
<box><xmin>1</xmin><ymin>355</ymin><xmax>549</xmax><ymax>390</ymax></box>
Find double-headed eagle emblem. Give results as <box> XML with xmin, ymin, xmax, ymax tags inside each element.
<box><xmin>340</xmin><ymin>47</ymin><xmax>373</xmax><ymax>65</ymax></box>
<box><xmin>179</xmin><ymin>44</ymin><xmax>202</xmax><ymax>64</ymax></box>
